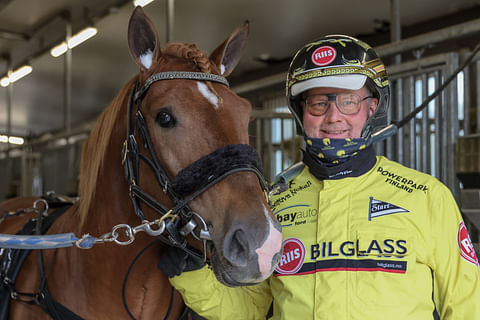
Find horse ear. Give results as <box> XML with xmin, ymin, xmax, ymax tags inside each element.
<box><xmin>128</xmin><ymin>6</ymin><xmax>161</xmax><ymax>71</ymax></box>
<box><xmin>209</xmin><ymin>20</ymin><xmax>249</xmax><ymax>77</ymax></box>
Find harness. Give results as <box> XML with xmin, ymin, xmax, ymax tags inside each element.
<box><xmin>0</xmin><ymin>197</ymin><xmax>80</xmax><ymax>320</ymax></box>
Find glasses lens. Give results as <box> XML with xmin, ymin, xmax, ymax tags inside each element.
<box><xmin>305</xmin><ymin>95</ymin><xmax>330</xmax><ymax>115</ymax></box>
<box><xmin>336</xmin><ymin>93</ymin><xmax>362</xmax><ymax>115</ymax></box>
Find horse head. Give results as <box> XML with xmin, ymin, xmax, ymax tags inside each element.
<box><xmin>123</xmin><ymin>7</ymin><xmax>282</xmax><ymax>286</ymax></box>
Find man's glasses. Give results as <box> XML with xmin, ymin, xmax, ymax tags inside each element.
<box><xmin>304</xmin><ymin>93</ymin><xmax>373</xmax><ymax>115</ymax></box>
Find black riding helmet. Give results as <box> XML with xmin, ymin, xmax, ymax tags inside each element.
<box><xmin>286</xmin><ymin>34</ymin><xmax>390</xmax><ymax>139</ymax></box>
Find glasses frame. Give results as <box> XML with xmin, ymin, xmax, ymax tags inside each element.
<box><xmin>304</xmin><ymin>93</ymin><xmax>373</xmax><ymax>116</ymax></box>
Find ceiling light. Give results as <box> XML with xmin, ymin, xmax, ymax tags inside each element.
<box><xmin>134</xmin><ymin>0</ymin><xmax>155</xmax><ymax>7</ymax></box>
<box><xmin>69</xmin><ymin>27</ymin><xmax>97</xmax><ymax>49</ymax></box>
<box><xmin>0</xmin><ymin>65</ymin><xmax>33</xmax><ymax>87</ymax></box>
<box><xmin>8</xmin><ymin>136</ymin><xmax>24</xmax><ymax>145</ymax></box>
<box><xmin>50</xmin><ymin>27</ymin><xmax>98</xmax><ymax>58</ymax></box>
<box><xmin>50</xmin><ymin>42</ymin><xmax>68</xmax><ymax>58</ymax></box>
<box><xmin>0</xmin><ymin>77</ymin><xmax>9</xmax><ymax>87</ymax></box>
<box><xmin>0</xmin><ymin>135</ymin><xmax>24</xmax><ymax>145</ymax></box>
<box><xmin>9</xmin><ymin>65</ymin><xmax>32</xmax><ymax>83</ymax></box>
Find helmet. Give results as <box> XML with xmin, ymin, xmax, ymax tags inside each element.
<box><xmin>286</xmin><ymin>35</ymin><xmax>390</xmax><ymax>138</ymax></box>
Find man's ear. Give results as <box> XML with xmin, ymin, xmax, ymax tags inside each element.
<box><xmin>368</xmin><ymin>98</ymin><xmax>378</xmax><ymax>117</ymax></box>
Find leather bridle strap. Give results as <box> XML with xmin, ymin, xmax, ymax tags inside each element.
<box><xmin>134</xmin><ymin>71</ymin><xmax>229</xmax><ymax>101</ymax></box>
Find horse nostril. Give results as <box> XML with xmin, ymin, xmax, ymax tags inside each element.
<box><xmin>223</xmin><ymin>228</ymin><xmax>250</xmax><ymax>267</ymax></box>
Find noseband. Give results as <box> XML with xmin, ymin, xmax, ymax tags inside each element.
<box><xmin>122</xmin><ymin>71</ymin><xmax>270</xmax><ymax>259</ymax></box>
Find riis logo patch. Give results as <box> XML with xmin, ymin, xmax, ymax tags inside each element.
<box><xmin>368</xmin><ymin>197</ymin><xmax>409</xmax><ymax>220</ymax></box>
<box><xmin>275</xmin><ymin>238</ymin><xmax>306</xmax><ymax>275</ymax></box>
<box><xmin>311</xmin><ymin>46</ymin><xmax>336</xmax><ymax>66</ymax></box>
<box><xmin>457</xmin><ymin>221</ymin><xmax>479</xmax><ymax>266</ymax></box>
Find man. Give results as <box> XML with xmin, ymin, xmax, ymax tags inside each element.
<box><xmin>159</xmin><ymin>35</ymin><xmax>480</xmax><ymax>319</ymax></box>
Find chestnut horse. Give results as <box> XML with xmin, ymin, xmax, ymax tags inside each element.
<box><xmin>0</xmin><ymin>7</ymin><xmax>282</xmax><ymax>319</ymax></box>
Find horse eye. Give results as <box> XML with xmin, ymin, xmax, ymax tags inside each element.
<box><xmin>156</xmin><ymin>111</ymin><xmax>176</xmax><ymax>128</ymax></box>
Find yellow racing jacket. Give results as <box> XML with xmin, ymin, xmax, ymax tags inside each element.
<box><xmin>170</xmin><ymin>156</ymin><xmax>480</xmax><ymax>319</ymax></box>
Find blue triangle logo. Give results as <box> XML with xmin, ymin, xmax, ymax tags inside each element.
<box><xmin>368</xmin><ymin>197</ymin><xmax>409</xmax><ymax>220</ymax></box>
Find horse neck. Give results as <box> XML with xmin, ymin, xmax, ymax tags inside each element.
<box><xmin>78</xmin><ymin>81</ymin><xmax>138</xmax><ymax>234</ymax></box>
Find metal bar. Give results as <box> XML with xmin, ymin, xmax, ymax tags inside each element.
<box><xmin>6</xmin><ymin>63</ymin><xmax>12</xmax><ymax>195</ymax></box>
<box><xmin>408</xmin><ymin>75</ymin><xmax>416</xmax><ymax>168</ymax></box>
<box><xmin>477</xmin><ymin>60</ymin><xmax>480</xmax><ymax>134</ymax></box>
<box><xmin>438</xmin><ymin>70</ymin><xmax>447</xmax><ymax>182</ymax></box>
<box><xmin>376</xmin><ymin>18</ymin><xmax>480</xmax><ymax>58</ymax></box>
<box><xmin>446</xmin><ymin>53</ymin><xmax>459</xmax><ymax>198</ymax></box>
<box><xmin>255</xmin><ymin>118</ymin><xmax>262</xmax><ymax>167</ymax></box>
<box><xmin>385</xmin><ymin>82</ymin><xmax>394</xmax><ymax>159</ymax></box>
<box><xmin>166</xmin><ymin>0</ymin><xmax>174</xmax><ymax>42</ymax></box>
<box><xmin>396</xmin><ymin>79</ymin><xmax>404</xmax><ymax>163</ymax></box>
<box><xmin>421</xmin><ymin>73</ymin><xmax>429</xmax><ymax>173</ymax></box>
<box><xmin>265</xmin><ymin>118</ymin><xmax>273</xmax><ymax>179</ymax></box>
<box><xmin>390</xmin><ymin>0</ymin><xmax>401</xmax><ymax>64</ymax></box>
<box><xmin>463</xmin><ymin>63</ymin><xmax>470</xmax><ymax>135</ymax></box>
<box><xmin>64</xmin><ymin>19</ymin><xmax>72</xmax><ymax>133</ymax></box>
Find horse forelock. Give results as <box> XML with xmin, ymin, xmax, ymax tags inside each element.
<box><xmin>77</xmin><ymin>76</ymin><xmax>138</xmax><ymax>227</ymax></box>
<box><xmin>162</xmin><ymin>43</ymin><xmax>220</xmax><ymax>97</ymax></box>
<box><xmin>163</xmin><ymin>43</ymin><xmax>212</xmax><ymax>73</ymax></box>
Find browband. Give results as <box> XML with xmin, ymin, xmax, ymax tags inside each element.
<box><xmin>134</xmin><ymin>71</ymin><xmax>230</xmax><ymax>101</ymax></box>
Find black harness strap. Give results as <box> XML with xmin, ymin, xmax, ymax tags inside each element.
<box><xmin>0</xmin><ymin>202</ymin><xmax>82</xmax><ymax>320</ymax></box>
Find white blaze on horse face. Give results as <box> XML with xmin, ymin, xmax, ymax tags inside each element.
<box><xmin>220</xmin><ymin>64</ymin><xmax>226</xmax><ymax>75</ymax></box>
<box><xmin>139</xmin><ymin>49</ymin><xmax>153</xmax><ymax>69</ymax></box>
<box><xmin>255</xmin><ymin>207</ymin><xmax>282</xmax><ymax>280</ymax></box>
<box><xmin>197</xmin><ymin>81</ymin><xmax>219</xmax><ymax>108</ymax></box>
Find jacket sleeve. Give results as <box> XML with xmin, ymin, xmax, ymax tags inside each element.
<box><xmin>169</xmin><ymin>265</ymin><xmax>273</xmax><ymax>320</ymax></box>
<box><xmin>430</xmin><ymin>184</ymin><xmax>480</xmax><ymax>319</ymax></box>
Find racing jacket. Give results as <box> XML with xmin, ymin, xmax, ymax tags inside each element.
<box><xmin>170</xmin><ymin>155</ymin><xmax>480</xmax><ymax>319</ymax></box>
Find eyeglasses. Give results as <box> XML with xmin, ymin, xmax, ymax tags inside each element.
<box><xmin>304</xmin><ymin>93</ymin><xmax>373</xmax><ymax>116</ymax></box>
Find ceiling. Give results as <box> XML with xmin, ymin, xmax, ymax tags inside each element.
<box><xmin>0</xmin><ymin>0</ymin><xmax>480</xmax><ymax>137</ymax></box>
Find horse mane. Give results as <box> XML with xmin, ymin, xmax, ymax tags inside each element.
<box><xmin>164</xmin><ymin>43</ymin><xmax>219</xmax><ymax>95</ymax></box>
<box><xmin>76</xmin><ymin>42</ymin><xmax>216</xmax><ymax>227</ymax></box>
<box><xmin>77</xmin><ymin>77</ymin><xmax>137</xmax><ymax>227</ymax></box>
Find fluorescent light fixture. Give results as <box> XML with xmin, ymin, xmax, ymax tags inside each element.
<box><xmin>9</xmin><ymin>65</ymin><xmax>32</xmax><ymax>83</ymax></box>
<box><xmin>0</xmin><ymin>77</ymin><xmax>9</xmax><ymax>87</ymax></box>
<box><xmin>0</xmin><ymin>65</ymin><xmax>33</xmax><ymax>87</ymax></box>
<box><xmin>0</xmin><ymin>135</ymin><xmax>24</xmax><ymax>145</ymax></box>
<box><xmin>50</xmin><ymin>27</ymin><xmax>98</xmax><ymax>58</ymax></box>
<box><xmin>134</xmin><ymin>0</ymin><xmax>155</xmax><ymax>7</ymax></box>
<box><xmin>8</xmin><ymin>136</ymin><xmax>24</xmax><ymax>145</ymax></box>
<box><xmin>50</xmin><ymin>42</ymin><xmax>68</xmax><ymax>58</ymax></box>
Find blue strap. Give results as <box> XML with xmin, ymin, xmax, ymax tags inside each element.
<box><xmin>0</xmin><ymin>233</ymin><xmax>78</xmax><ymax>249</ymax></box>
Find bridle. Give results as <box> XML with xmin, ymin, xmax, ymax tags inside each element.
<box><xmin>122</xmin><ymin>70</ymin><xmax>271</xmax><ymax>259</ymax></box>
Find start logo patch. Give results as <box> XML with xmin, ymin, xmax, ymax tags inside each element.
<box><xmin>457</xmin><ymin>221</ymin><xmax>479</xmax><ymax>266</ymax></box>
<box><xmin>275</xmin><ymin>238</ymin><xmax>306</xmax><ymax>275</ymax></box>
<box><xmin>311</xmin><ymin>46</ymin><xmax>336</xmax><ymax>66</ymax></box>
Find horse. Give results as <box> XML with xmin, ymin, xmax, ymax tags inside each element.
<box><xmin>0</xmin><ymin>6</ymin><xmax>283</xmax><ymax>319</ymax></box>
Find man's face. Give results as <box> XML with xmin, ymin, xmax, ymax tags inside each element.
<box><xmin>301</xmin><ymin>86</ymin><xmax>378</xmax><ymax>139</ymax></box>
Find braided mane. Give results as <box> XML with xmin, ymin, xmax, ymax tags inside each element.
<box><xmin>163</xmin><ymin>43</ymin><xmax>219</xmax><ymax>96</ymax></box>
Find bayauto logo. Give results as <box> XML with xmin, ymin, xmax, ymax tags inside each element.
<box><xmin>457</xmin><ymin>221</ymin><xmax>479</xmax><ymax>266</ymax></box>
<box><xmin>311</xmin><ymin>46</ymin><xmax>336</xmax><ymax>66</ymax></box>
<box><xmin>275</xmin><ymin>238</ymin><xmax>306</xmax><ymax>275</ymax></box>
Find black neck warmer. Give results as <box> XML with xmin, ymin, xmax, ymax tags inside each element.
<box><xmin>302</xmin><ymin>145</ymin><xmax>377</xmax><ymax>181</ymax></box>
